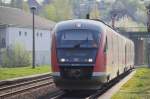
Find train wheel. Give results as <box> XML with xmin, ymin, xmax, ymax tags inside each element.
<box><xmin>130</xmin><ymin>65</ymin><xmax>132</xmax><ymax>70</ymax></box>
<box><xmin>107</xmin><ymin>75</ymin><xmax>110</xmax><ymax>83</ymax></box>
<box><xmin>117</xmin><ymin>70</ymin><xmax>120</xmax><ymax>76</ymax></box>
<box><xmin>124</xmin><ymin>67</ymin><xmax>126</xmax><ymax>72</ymax></box>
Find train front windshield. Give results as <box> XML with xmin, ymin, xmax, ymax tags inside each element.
<box><xmin>56</xmin><ymin>29</ymin><xmax>100</xmax><ymax>64</ymax></box>
<box><xmin>56</xmin><ymin>29</ymin><xmax>99</xmax><ymax>48</ymax></box>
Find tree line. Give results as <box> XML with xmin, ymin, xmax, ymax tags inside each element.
<box><xmin>0</xmin><ymin>0</ymin><xmax>148</xmax><ymax>25</ymax></box>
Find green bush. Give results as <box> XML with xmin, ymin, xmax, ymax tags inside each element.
<box><xmin>1</xmin><ymin>44</ymin><xmax>31</xmax><ymax>67</ymax></box>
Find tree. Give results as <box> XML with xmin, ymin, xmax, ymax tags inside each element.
<box><xmin>42</xmin><ymin>0</ymin><xmax>73</xmax><ymax>22</ymax></box>
<box><xmin>111</xmin><ymin>0</ymin><xmax>146</xmax><ymax>24</ymax></box>
<box><xmin>15</xmin><ymin>0</ymin><xmax>23</xmax><ymax>9</ymax></box>
<box><xmin>1</xmin><ymin>44</ymin><xmax>32</xmax><ymax>67</ymax></box>
<box><xmin>22</xmin><ymin>1</ymin><xmax>30</xmax><ymax>12</ymax></box>
<box><xmin>10</xmin><ymin>0</ymin><xmax>16</xmax><ymax>7</ymax></box>
<box><xmin>114</xmin><ymin>16</ymin><xmax>145</xmax><ymax>31</ymax></box>
<box><xmin>9</xmin><ymin>0</ymin><xmax>23</xmax><ymax>9</ymax></box>
<box><xmin>0</xmin><ymin>0</ymin><xmax>2</xmax><ymax>6</ymax></box>
<box><xmin>90</xmin><ymin>3</ymin><xmax>100</xmax><ymax>19</ymax></box>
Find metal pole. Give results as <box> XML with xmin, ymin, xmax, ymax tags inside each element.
<box><xmin>112</xmin><ymin>16</ymin><xmax>115</xmax><ymax>29</ymax></box>
<box><xmin>111</xmin><ymin>13</ymin><xmax>117</xmax><ymax>29</ymax></box>
<box><xmin>32</xmin><ymin>8</ymin><xmax>35</xmax><ymax>69</ymax></box>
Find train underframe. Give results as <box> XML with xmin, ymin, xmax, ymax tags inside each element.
<box><xmin>53</xmin><ymin>65</ymin><xmax>134</xmax><ymax>90</ymax></box>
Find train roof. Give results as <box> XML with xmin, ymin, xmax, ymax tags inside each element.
<box><xmin>54</xmin><ymin>19</ymin><xmax>105</xmax><ymax>32</ymax></box>
<box><xmin>55</xmin><ymin>19</ymin><xmax>134</xmax><ymax>44</ymax></box>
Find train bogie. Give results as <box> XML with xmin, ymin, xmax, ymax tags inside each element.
<box><xmin>53</xmin><ymin>73</ymin><xmax>108</xmax><ymax>90</ymax></box>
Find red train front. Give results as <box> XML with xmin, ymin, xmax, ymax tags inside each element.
<box><xmin>51</xmin><ymin>19</ymin><xmax>108</xmax><ymax>90</ymax></box>
<box><xmin>51</xmin><ymin>19</ymin><xmax>134</xmax><ymax>90</ymax></box>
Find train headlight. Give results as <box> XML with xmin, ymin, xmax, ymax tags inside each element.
<box><xmin>60</xmin><ymin>58</ymin><xmax>65</xmax><ymax>62</ymax></box>
<box><xmin>88</xmin><ymin>58</ymin><xmax>93</xmax><ymax>62</ymax></box>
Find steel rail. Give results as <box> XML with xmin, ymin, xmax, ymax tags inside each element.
<box><xmin>0</xmin><ymin>81</ymin><xmax>53</xmax><ymax>98</ymax></box>
<box><xmin>0</xmin><ymin>76</ymin><xmax>52</xmax><ymax>91</ymax></box>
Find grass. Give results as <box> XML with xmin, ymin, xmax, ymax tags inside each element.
<box><xmin>0</xmin><ymin>65</ymin><xmax>51</xmax><ymax>80</ymax></box>
<box><xmin>112</xmin><ymin>67</ymin><xmax>150</xmax><ymax>99</ymax></box>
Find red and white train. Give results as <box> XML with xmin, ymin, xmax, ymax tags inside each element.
<box><xmin>51</xmin><ymin>19</ymin><xmax>134</xmax><ymax>90</ymax></box>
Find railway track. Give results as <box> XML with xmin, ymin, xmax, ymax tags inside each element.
<box><xmin>47</xmin><ymin>70</ymin><xmax>133</xmax><ymax>99</ymax></box>
<box><xmin>0</xmin><ymin>73</ymin><xmax>54</xmax><ymax>99</ymax></box>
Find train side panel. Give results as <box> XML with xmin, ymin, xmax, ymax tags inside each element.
<box><xmin>51</xmin><ymin>33</ymin><xmax>59</xmax><ymax>73</ymax></box>
<box><xmin>105</xmin><ymin>29</ymin><xmax>113</xmax><ymax>80</ymax></box>
<box><xmin>105</xmin><ymin>28</ymin><xmax>131</xmax><ymax>80</ymax></box>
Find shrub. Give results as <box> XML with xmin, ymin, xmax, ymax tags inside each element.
<box><xmin>1</xmin><ymin>44</ymin><xmax>31</xmax><ymax>67</ymax></box>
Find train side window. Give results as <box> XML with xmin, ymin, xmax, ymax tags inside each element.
<box><xmin>104</xmin><ymin>37</ymin><xmax>108</xmax><ymax>53</ymax></box>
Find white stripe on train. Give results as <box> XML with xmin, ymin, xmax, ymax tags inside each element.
<box><xmin>52</xmin><ymin>72</ymin><xmax>108</xmax><ymax>76</ymax></box>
